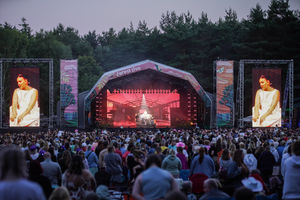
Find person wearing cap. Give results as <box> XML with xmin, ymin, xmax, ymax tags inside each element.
<box><xmin>243</xmin><ymin>148</ymin><xmax>257</xmax><ymax>172</ymax></box>
<box><xmin>29</xmin><ymin>145</ymin><xmax>39</xmax><ymax>160</ymax></box>
<box><xmin>241</xmin><ymin>177</ymin><xmax>264</xmax><ymax>194</ymax></box>
<box><xmin>82</xmin><ymin>142</ymin><xmax>87</xmax><ymax>152</ymax></box>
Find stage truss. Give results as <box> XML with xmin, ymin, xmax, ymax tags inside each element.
<box><xmin>0</xmin><ymin>58</ymin><xmax>54</xmax><ymax>128</ymax></box>
<box><xmin>237</xmin><ymin>60</ymin><xmax>294</xmax><ymax>128</ymax></box>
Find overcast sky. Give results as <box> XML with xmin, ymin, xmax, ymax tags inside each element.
<box><xmin>1</xmin><ymin>0</ymin><xmax>299</xmax><ymax>35</ymax></box>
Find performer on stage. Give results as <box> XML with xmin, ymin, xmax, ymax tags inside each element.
<box><xmin>252</xmin><ymin>75</ymin><xmax>281</xmax><ymax>127</ymax></box>
<box><xmin>10</xmin><ymin>74</ymin><xmax>40</xmax><ymax>127</ymax></box>
<box><xmin>136</xmin><ymin>110</ymin><xmax>154</xmax><ymax>127</ymax></box>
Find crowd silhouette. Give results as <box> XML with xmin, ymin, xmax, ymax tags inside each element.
<box><xmin>0</xmin><ymin>127</ymin><xmax>299</xmax><ymax>200</ymax></box>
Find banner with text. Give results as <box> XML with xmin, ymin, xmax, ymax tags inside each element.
<box><xmin>60</xmin><ymin>60</ymin><xmax>78</xmax><ymax>127</ymax></box>
<box><xmin>216</xmin><ymin>61</ymin><xmax>234</xmax><ymax>127</ymax></box>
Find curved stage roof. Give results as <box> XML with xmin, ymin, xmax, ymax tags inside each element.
<box><xmin>84</xmin><ymin>60</ymin><xmax>212</xmax><ymax>111</ymax></box>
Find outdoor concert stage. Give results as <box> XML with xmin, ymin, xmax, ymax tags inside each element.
<box><xmin>79</xmin><ymin>60</ymin><xmax>212</xmax><ymax>129</ymax></box>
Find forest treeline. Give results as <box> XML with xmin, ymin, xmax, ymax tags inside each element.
<box><xmin>0</xmin><ymin>0</ymin><xmax>299</xmax><ymax>113</ymax></box>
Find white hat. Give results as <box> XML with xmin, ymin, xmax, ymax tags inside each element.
<box><xmin>242</xmin><ymin>177</ymin><xmax>263</xmax><ymax>192</ymax></box>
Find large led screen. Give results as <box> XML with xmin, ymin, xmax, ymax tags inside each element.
<box><xmin>9</xmin><ymin>67</ymin><xmax>40</xmax><ymax>127</ymax></box>
<box><xmin>252</xmin><ymin>68</ymin><xmax>281</xmax><ymax>127</ymax></box>
<box><xmin>106</xmin><ymin>89</ymin><xmax>180</xmax><ymax>128</ymax></box>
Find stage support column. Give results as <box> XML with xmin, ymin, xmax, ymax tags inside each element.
<box><xmin>49</xmin><ymin>59</ymin><xmax>54</xmax><ymax>128</ymax></box>
<box><xmin>0</xmin><ymin>61</ymin><xmax>2</xmax><ymax>128</ymax></box>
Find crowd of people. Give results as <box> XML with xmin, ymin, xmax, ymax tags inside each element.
<box><xmin>0</xmin><ymin>127</ymin><xmax>299</xmax><ymax>200</ymax></box>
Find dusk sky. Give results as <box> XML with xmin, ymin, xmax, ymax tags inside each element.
<box><xmin>1</xmin><ymin>0</ymin><xmax>300</xmax><ymax>35</ymax></box>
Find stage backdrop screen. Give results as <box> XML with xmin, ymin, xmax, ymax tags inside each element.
<box><xmin>216</xmin><ymin>61</ymin><xmax>234</xmax><ymax>127</ymax></box>
<box><xmin>252</xmin><ymin>68</ymin><xmax>281</xmax><ymax>127</ymax></box>
<box><xmin>106</xmin><ymin>89</ymin><xmax>180</xmax><ymax>128</ymax></box>
<box><xmin>9</xmin><ymin>67</ymin><xmax>40</xmax><ymax>127</ymax></box>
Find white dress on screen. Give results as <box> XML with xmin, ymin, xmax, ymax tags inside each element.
<box><xmin>252</xmin><ymin>89</ymin><xmax>281</xmax><ymax>127</ymax></box>
<box><xmin>10</xmin><ymin>88</ymin><xmax>40</xmax><ymax>127</ymax></box>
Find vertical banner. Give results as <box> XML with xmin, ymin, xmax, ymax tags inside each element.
<box><xmin>60</xmin><ymin>60</ymin><xmax>78</xmax><ymax>127</ymax></box>
<box><xmin>216</xmin><ymin>61</ymin><xmax>234</xmax><ymax>127</ymax></box>
<box><xmin>252</xmin><ymin>68</ymin><xmax>281</xmax><ymax>127</ymax></box>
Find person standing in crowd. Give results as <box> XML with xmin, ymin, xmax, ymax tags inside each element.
<box><xmin>29</xmin><ymin>145</ymin><xmax>39</xmax><ymax>160</ymax></box>
<box><xmin>168</xmin><ymin>140</ymin><xmax>177</xmax><ymax>152</ymax></box>
<box><xmin>190</xmin><ymin>147</ymin><xmax>215</xmax><ymax>178</ymax></box>
<box><xmin>176</xmin><ymin>145</ymin><xmax>188</xmax><ymax>170</ymax></box>
<box><xmin>78</xmin><ymin>150</ymin><xmax>89</xmax><ymax>170</ymax></box>
<box><xmin>219</xmin><ymin>149</ymin><xmax>232</xmax><ymax>170</ymax></box>
<box><xmin>49</xmin><ymin>186</ymin><xmax>70</xmax><ymax>200</ymax></box>
<box><xmin>104</xmin><ymin>145</ymin><xmax>124</xmax><ymax>185</ymax></box>
<box><xmin>199</xmin><ymin>178</ymin><xmax>230</xmax><ymax>200</ymax></box>
<box><xmin>243</xmin><ymin>148</ymin><xmax>257</xmax><ymax>172</ymax></box>
<box><xmin>132</xmin><ymin>154</ymin><xmax>179</xmax><ymax>200</ymax></box>
<box><xmin>62</xmin><ymin>155</ymin><xmax>96</xmax><ymax>200</ymax></box>
<box><xmin>277</xmin><ymin>140</ymin><xmax>286</xmax><ymax>159</ymax></box>
<box><xmin>234</xmin><ymin>187</ymin><xmax>256</xmax><ymax>200</ymax></box>
<box><xmin>227</xmin><ymin>149</ymin><xmax>248</xmax><ymax>180</ymax></box>
<box><xmin>258</xmin><ymin>144</ymin><xmax>276</xmax><ymax>183</ymax></box>
<box><xmin>222</xmin><ymin>149</ymin><xmax>249</xmax><ymax>195</ymax></box>
<box><xmin>85</xmin><ymin>145</ymin><xmax>99</xmax><ymax>176</ymax></box>
<box><xmin>241</xmin><ymin>177</ymin><xmax>264</xmax><ymax>195</ymax></box>
<box><xmin>282</xmin><ymin>141</ymin><xmax>300</xmax><ymax>200</ymax></box>
<box><xmin>281</xmin><ymin>145</ymin><xmax>292</xmax><ymax>177</ymax></box>
<box><xmin>28</xmin><ymin>160</ymin><xmax>53</xmax><ymax>198</ymax></box>
<box><xmin>40</xmin><ymin>152</ymin><xmax>62</xmax><ymax>188</ymax></box>
<box><xmin>58</xmin><ymin>150</ymin><xmax>72</xmax><ymax>173</ymax></box>
<box><xmin>162</xmin><ymin>149</ymin><xmax>182</xmax><ymax>178</ymax></box>
<box><xmin>270</xmin><ymin>142</ymin><xmax>280</xmax><ymax>163</ymax></box>
<box><xmin>113</xmin><ymin>142</ymin><xmax>123</xmax><ymax>158</ymax></box>
<box><xmin>99</xmin><ymin>141</ymin><xmax>109</xmax><ymax>169</ymax></box>
<box><xmin>0</xmin><ymin>146</ymin><xmax>46</xmax><ymax>200</ymax></box>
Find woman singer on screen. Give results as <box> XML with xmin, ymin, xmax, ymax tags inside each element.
<box><xmin>10</xmin><ymin>74</ymin><xmax>40</xmax><ymax>127</ymax></box>
<box><xmin>252</xmin><ymin>75</ymin><xmax>281</xmax><ymax>127</ymax></box>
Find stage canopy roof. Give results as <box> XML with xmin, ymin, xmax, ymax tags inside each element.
<box><xmin>84</xmin><ymin>60</ymin><xmax>212</xmax><ymax>111</ymax></box>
